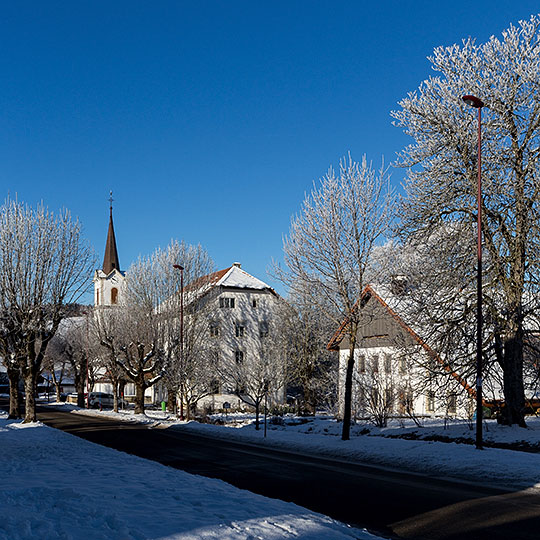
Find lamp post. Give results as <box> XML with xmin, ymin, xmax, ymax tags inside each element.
<box><xmin>173</xmin><ymin>264</ymin><xmax>184</xmax><ymax>419</ymax></box>
<box><xmin>462</xmin><ymin>94</ymin><xmax>484</xmax><ymax>450</ymax></box>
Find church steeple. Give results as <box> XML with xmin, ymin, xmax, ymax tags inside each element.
<box><xmin>102</xmin><ymin>191</ymin><xmax>120</xmax><ymax>274</ymax></box>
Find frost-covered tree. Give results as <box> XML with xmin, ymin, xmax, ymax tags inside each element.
<box><xmin>92</xmin><ymin>306</ymin><xmax>129</xmax><ymax>412</ymax></box>
<box><xmin>45</xmin><ymin>311</ymin><xmax>98</xmax><ymax>408</ymax></box>
<box><xmin>392</xmin><ymin>14</ymin><xmax>540</xmax><ymax>426</ymax></box>
<box><xmin>0</xmin><ymin>199</ymin><xmax>94</xmax><ymax>422</ymax></box>
<box><xmin>276</xmin><ymin>154</ymin><xmax>395</xmax><ymax>440</ymax></box>
<box><xmin>282</xmin><ymin>288</ymin><xmax>337</xmax><ymax>415</ymax></box>
<box><xmin>219</xmin><ymin>314</ymin><xmax>287</xmax><ymax>430</ymax></box>
<box><xmin>96</xmin><ymin>240</ymin><xmax>215</xmax><ymax>416</ymax></box>
<box><xmin>159</xmin><ymin>240</ymin><xmax>215</xmax><ymax>418</ymax></box>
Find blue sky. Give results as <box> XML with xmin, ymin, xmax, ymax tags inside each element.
<box><xmin>2</xmin><ymin>1</ymin><xmax>538</xmax><ymax>301</ymax></box>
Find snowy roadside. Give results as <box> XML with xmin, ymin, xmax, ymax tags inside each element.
<box><xmin>49</xmin><ymin>402</ymin><xmax>540</xmax><ymax>492</ymax></box>
<box><xmin>0</xmin><ymin>410</ymin><xmax>379</xmax><ymax>540</ymax></box>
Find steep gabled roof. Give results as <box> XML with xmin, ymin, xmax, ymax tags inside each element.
<box><xmin>327</xmin><ymin>285</ymin><xmax>476</xmax><ymax>398</ymax></box>
<box><xmin>182</xmin><ymin>264</ymin><xmax>277</xmax><ymax>306</ymax></box>
<box><xmin>102</xmin><ymin>207</ymin><xmax>120</xmax><ymax>274</ymax></box>
<box><xmin>215</xmin><ymin>265</ymin><xmax>274</xmax><ymax>291</ymax></box>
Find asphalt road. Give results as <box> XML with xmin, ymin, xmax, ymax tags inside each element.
<box><xmin>8</xmin><ymin>403</ymin><xmax>540</xmax><ymax>540</ymax></box>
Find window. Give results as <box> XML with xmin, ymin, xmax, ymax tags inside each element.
<box><xmin>219</xmin><ymin>297</ymin><xmax>235</xmax><ymax>308</ymax></box>
<box><xmin>426</xmin><ymin>391</ymin><xmax>435</xmax><ymax>413</ymax></box>
<box><xmin>399</xmin><ymin>357</ymin><xmax>407</xmax><ymax>375</ymax></box>
<box><xmin>358</xmin><ymin>355</ymin><xmax>366</xmax><ymax>373</ymax></box>
<box><xmin>259</xmin><ymin>322</ymin><xmax>269</xmax><ymax>338</ymax></box>
<box><xmin>209</xmin><ymin>379</ymin><xmax>221</xmax><ymax>394</ymax></box>
<box><xmin>371</xmin><ymin>354</ymin><xmax>379</xmax><ymax>373</ymax></box>
<box><xmin>448</xmin><ymin>393</ymin><xmax>457</xmax><ymax>414</ymax></box>
<box><xmin>209</xmin><ymin>323</ymin><xmax>219</xmax><ymax>337</ymax></box>
<box><xmin>235</xmin><ymin>323</ymin><xmax>245</xmax><ymax>337</ymax></box>
<box><xmin>111</xmin><ymin>287</ymin><xmax>118</xmax><ymax>305</ymax></box>
<box><xmin>384</xmin><ymin>354</ymin><xmax>392</xmax><ymax>374</ymax></box>
<box><xmin>385</xmin><ymin>388</ymin><xmax>394</xmax><ymax>411</ymax></box>
<box><xmin>252</xmin><ymin>298</ymin><xmax>258</xmax><ymax>308</ymax></box>
<box><xmin>235</xmin><ymin>350</ymin><xmax>244</xmax><ymax>364</ymax></box>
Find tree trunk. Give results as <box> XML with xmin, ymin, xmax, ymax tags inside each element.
<box><xmin>23</xmin><ymin>371</ymin><xmax>38</xmax><ymax>423</ymax></box>
<box><xmin>54</xmin><ymin>382</ymin><xmax>62</xmax><ymax>403</ymax></box>
<box><xmin>113</xmin><ymin>379</ymin><xmax>119</xmax><ymax>413</ymax></box>
<box><xmin>166</xmin><ymin>382</ymin><xmax>176</xmax><ymax>413</ymax></box>
<box><xmin>341</xmin><ymin>330</ymin><xmax>357</xmax><ymax>441</ymax></box>
<box><xmin>134</xmin><ymin>381</ymin><xmax>145</xmax><ymax>415</ymax></box>
<box><xmin>501</xmin><ymin>333</ymin><xmax>526</xmax><ymax>427</ymax></box>
<box><xmin>7</xmin><ymin>365</ymin><xmax>21</xmax><ymax>419</ymax></box>
<box><xmin>74</xmin><ymin>371</ymin><xmax>86</xmax><ymax>408</ymax></box>
<box><xmin>255</xmin><ymin>403</ymin><xmax>260</xmax><ymax>430</ymax></box>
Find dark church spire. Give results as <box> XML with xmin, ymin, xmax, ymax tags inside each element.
<box><xmin>102</xmin><ymin>191</ymin><xmax>121</xmax><ymax>274</ymax></box>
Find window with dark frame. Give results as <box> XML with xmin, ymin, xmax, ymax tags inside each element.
<box><xmin>219</xmin><ymin>297</ymin><xmax>235</xmax><ymax>308</ymax></box>
<box><xmin>399</xmin><ymin>357</ymin><xmax>407</xmax><ymax>375</ymax></box>
<box><xmin>358</xmin><ymin>355</ymin><xmax>366</xmax><ymax>373</ymax></box>
<box><xmin>209</xmin><ymin>323</ymin><xmax>219</xmax><ymax>337</ymax></box>
<box><xmin>448</xmin><ymin>393</ymin><xmax>457</xmax><ymax>414</ymax></box>
<box><xmin>235</xmin><ymin>323</ymin><xmax>245</xmax><ymax>337</ymax></box>
<box><xmin>259</xmin><ymin>322</ymin><xmax>269</xmax><ymax>338</ymax></box>
<box><xmin>384</xmin><ymin>353</ymin><xmax>392</xmax><ymax>374</ymax></box>
<box><xmin>426</xmin><ymin>391</ymin><xmax>435</xmax><ymax>412</ymax></box>
<box><xmin>235</xmin><ymin>350</ymin><xmax>244</xmax><ymax>364</ymax></box>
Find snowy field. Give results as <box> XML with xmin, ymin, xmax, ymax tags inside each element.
<box><xmin>0</xmin><ymin>410</ymin><xmax>379</xmax><ymax>540</ymax></box>
<box><xmin>57</xmin><ymin>403</ymin><xmax>540</xmax><ymax>492</ymax></box>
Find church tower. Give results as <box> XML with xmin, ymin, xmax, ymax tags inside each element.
<box><xmin>93</xmin><ymin>192</ymin><xmax>125</xmax><ymax>307</ymax></box>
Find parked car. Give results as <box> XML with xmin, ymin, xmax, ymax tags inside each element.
<box><xmin>88</xmin><ymin>392</ymin><xmax>129</xmax><ymax>409</ymax></box>
<box><xmin>88</xmin><ymin>392</ymin><xmax>115</xmax><ymax>409</ymax></box>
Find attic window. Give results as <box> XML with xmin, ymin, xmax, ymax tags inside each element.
<box><xmin>220</xmin><ymin>297</ymin><xmax>235</xmax><ymax>308</ymax></box>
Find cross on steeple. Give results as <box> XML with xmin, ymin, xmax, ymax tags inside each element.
<box><xmin>109</xmin><ymin>190</ymin><xmax>114</xmax><ymax>215</ymax></box>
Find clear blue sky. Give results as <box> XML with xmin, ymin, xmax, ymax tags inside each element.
<box><xmin>2</xmin><ymin>1</ymin><xmax>538</xmax><ymax>302</ymax></box>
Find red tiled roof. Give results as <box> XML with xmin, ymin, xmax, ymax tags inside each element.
<box><xmin>183</xmin><ymin>266</ymin><xmax>232</xmax><ymax>293</ymax></box>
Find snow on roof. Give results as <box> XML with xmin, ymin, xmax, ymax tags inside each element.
<box><xmin>215</xmin><ymin>265</ymin><xmax>272</xmax><ymax>290</ymax></box>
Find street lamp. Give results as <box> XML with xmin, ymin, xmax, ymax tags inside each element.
<box><xmin>173</xmin><ymin>264</ymin><xmax>184</xmax><ymax>420</ymax></box>
<box><xmin>462</xmin><ymin>94</ymin><xmax>484</xmax><ymax>450</ymax></box>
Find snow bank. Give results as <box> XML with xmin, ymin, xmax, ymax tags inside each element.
<box><xmin>0</xmin><ymin>411</ymin><xmax>377</xmax><ymax>540</ymax></box>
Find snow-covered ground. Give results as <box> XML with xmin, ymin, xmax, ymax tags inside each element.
<box><xmin>55</xmin><ymin>403</ymin><xmax>540</xmax><ymax>492</ymax></box>
<box><xmin>0</xmin><ymin>410</ymin><xmax>379</xmax><ymax>540</ymax></box>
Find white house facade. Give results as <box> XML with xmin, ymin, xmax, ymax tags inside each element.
<box><xmin>328</xmin><ymin>285</ymin><xmax>477</xmax><ymax>421</ymax></box>
<box><xmin>183</xmin><ymin>263</ymin><xmax>286</xmax><ymax>413</ymax></box>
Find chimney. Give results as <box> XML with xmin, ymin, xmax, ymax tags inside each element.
<box><xmin>233</xmin><ymin>262</ymin><xmax>241</xmax><ymax>268</ymax></box>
